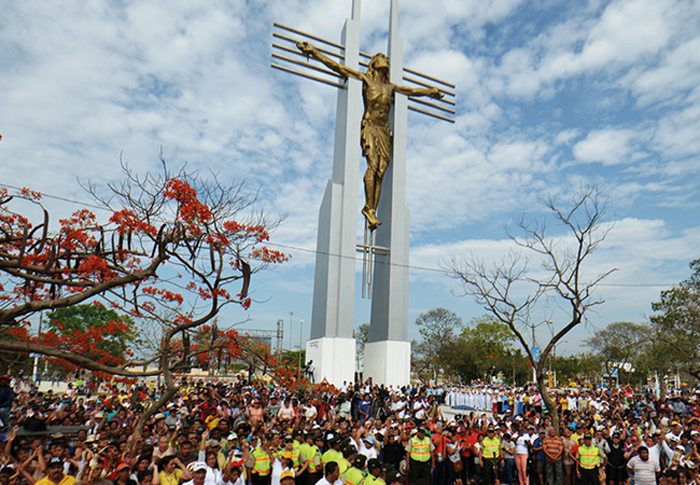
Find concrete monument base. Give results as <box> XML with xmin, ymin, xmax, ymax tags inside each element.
<box><xmin>305</xmin><ymin>337</ymin><xmax>355</xmax><ymax>387</ymax></box>
<box><xmin>363</xmin><ymin>340</ymin><xmax>410</xmax><ymax>387</ymax></box>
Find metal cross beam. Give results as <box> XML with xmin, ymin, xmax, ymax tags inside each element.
<box><xmin>271</xmin><ymin>22</ymin><xmax>456</xmax><ymax>123</ymax></box>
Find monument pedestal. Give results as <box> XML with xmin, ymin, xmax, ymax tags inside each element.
<box><xmin>306</xmin><ymin>337</ymin><xmax>355</xmax><ymax>387</ymax></box>
<box><xmin>364</xmin><ymin>340</ymin><xmax>410</xmax><ymax>387</ymax></box>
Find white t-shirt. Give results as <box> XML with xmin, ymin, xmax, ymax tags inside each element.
<box><xmin>515</xmin><ymin>433</ymin><xmax>533</xmax><ymax>454</ymax></box>
<box><xmin>359</xmin><ymin>444</ymin><xmax>378</xmax><ymax>461</ymax></box>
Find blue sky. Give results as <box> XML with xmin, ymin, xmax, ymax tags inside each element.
<box><xmin>1</xmin><ymin>0</ymin><xmax>699</xmax><ymax>358</ymax></box>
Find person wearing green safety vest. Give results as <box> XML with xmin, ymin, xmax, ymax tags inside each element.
<box><xmin>293</xmin><ymin>431</ymin><xmax>307</xmax><ymax>485</ymax></box>
<box><xmin>405</xmin><ymin>428</ymin><xmax>434</xmax><ymax>485</ymax></box>
<box><xmin>249</xmin><ymin>436</ymin><xmax>273</xmax><ymax>485</ymax></box>
<box><xmin>299</xmin><ymin>433</ymin><xmax>314</xmax><ymax>485</ymax></box>
<box><xmin>322</xmin><ymin>437</ymin><xmax>343</xmax><ymax>470</ymax></box>
<box><xmin>343</xmin><ymin>455</ymin><xmax>367</xmax><ymax>485</ymax></box>
<box><xmin>307</xmin><ymin>435</ymin><xmax>325</xmax><ymax>485</ymax></box>
<box><xmin>282</xmin><ymin>435</ymin><xmax>308</xmax><ymax>478</ymax></box>
<box><xmin>481</xmin><ymin>427</ymin><xmax>502</xmax><ymax>485</ymax></box>
<box><xmin>338</xmin><ymin>444</ymin><xmax>356</xmax><ymax>477</ymax></box>
<box><xmin>363</xmin><ymin>459</ymin><xmax>382</xmax><ymax>485</ymax></box>
<box><xmin>577</xmin><ymin>434</ymin><xmax>606</xmax><ymax>485</ymax></box>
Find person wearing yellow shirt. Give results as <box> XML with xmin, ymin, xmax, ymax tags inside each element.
<box><xmin>205</xmin><ymin>409</ymin><xmax>221</xmax><ymax>431</ymax></box>
<box><xmin>36</xmin><ymin>458</ymin><xmax>76</xmax><ymax>485</ymax></box>
<box><xmin>154</xmin><ymin>456</ymin><xmax>193</xmax><ymax>485</ymax></box>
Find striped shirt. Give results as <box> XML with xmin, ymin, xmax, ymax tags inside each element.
<box><xmin>627</xmin><ymin>456</ymin><xmax>659</xmax><ymax>485</ymax></box>
<box><xmin>543</xmin><ymin>436</ymin><xmax>564</xmax><ymax>462</ymax></box>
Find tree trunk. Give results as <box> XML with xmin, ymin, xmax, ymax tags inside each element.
<box><xmin>536</xmin><ymin>367</ymin><xmax>559</xmax><ymax>434</ymax></box>
<box><xmin>126</xmin><ymin>383</ymin><xmax>178</xmax><ymax>455</ymax></box>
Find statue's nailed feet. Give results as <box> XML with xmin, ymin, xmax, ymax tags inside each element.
<box><xmin>362</xmin><ymin>206</ymin><xmax>382</xmax><ymax>231</ymax></box>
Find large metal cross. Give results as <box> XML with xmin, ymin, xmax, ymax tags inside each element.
<box><xmin>270</xmin><ymin>0</ymin><xmax>456</xmax><ymax>386</ymax></box>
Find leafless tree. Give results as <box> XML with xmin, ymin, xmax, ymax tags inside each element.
<box><xmin>446</xmin><ymin>187</ymin><xmax>616</xmax><ymax>432</ymax></box>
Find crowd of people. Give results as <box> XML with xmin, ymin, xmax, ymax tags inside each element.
<box><xmin>1</xmin><ymin>373</ymin><xmax>700</xmax><ymax>485</ymax></box>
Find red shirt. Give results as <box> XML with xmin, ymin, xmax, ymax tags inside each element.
<box><xmin>432</xmin><ymin>433</ymin><xmax>448</xmax><ymax>456</ymax></box>
<box><xmin>459</xmin><ymin>431</ymin><xmax>479</xmax><ymax>457</ymax></box>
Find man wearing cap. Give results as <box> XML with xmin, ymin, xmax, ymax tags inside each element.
<box><xmin>605</xmin><ymin>432</ymin><xmax>626</xmax><ymax>485</ymax></box>
<box><xmin>532</xmin><ymin>429</ymin><xmax>547</xmax><ymax>485</ymax></box>
<box><xmin>432</xmin><ymin>423</ymin><xmax>449</xmax><ymax>485</ymax></box>
<box><xmin>248</xmin><ymin>436</ymin><xmax>273</xmax><ymax>485</ymax></box>
<box><xmin>281</xmin><ymin>470</ymin><xmax>296</xmax><ymax>485</ymax></box>
<box><xmin>37</xmin><ymin>457</ymin><xmax>76</xmax><ymax>485</ymax></box>
<box><xmin>363</xmin><ymin>460</ymin><xmax>382</xmax><ymax>485</ymax></box>
<box><xmin>305</xmin><ymin>435</ymin><xmax>324</xmax><ymax>485</ymax></box>
<box><xmin>282</xmin><ymin>435</ymin><xmax>308</xmax><ymax>485</ymax></box>
<box><xmin>114</xmin><ymin>463</ymin><xmax>137</xmax><ymax>485</ymax></box>
<box><xmin>666</xmin><ymin>422</ymin><xmax>683</xmax><ymax>443</ymax></box>
<box><xmin>405</xmin><ymin>427</ymin><xmax>433</xmax><ymax>485</ymax></box>
<box><xmin>576</xmin><ymin>434</ymin><xmax>606</xmax><ymax>485</ymax></box>
<box><xmin>322</xmin><ymin>438</ymin><xmax>343</xmax><ymax>471</ymax></box>
<box><xmin>359</xmin><ymin>436</ymin><xmax>377</xmax><ymax>461</ymax></box>
<box><xmin>342</xmin><ymin>455</ymin><xmax>366</xmax><ymax>485</ymax></box>
<box><xmin>183</xmin><ymin>463</ymin><xmax>208</xmax><ymax>485</ymax></box>
<box><xmin>481</xmin><ymin>427</ymin><xmax>502</xmax><ymax>485</ymax></box>
<box><xmin>76</xmin><ymin>459</ymin><xmax>110</xmax><ymax>485</ymax></box>
<box><xmin>292</xmin><ymin>433</ymin><xmax>309</xmax><ymax>485</ymax></box>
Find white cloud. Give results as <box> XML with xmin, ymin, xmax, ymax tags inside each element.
<box><xmin>1</xmin><ymin>0</ymin><xmax>700</xmax><ymax>346</ymax></box>
<box><xmin>572</xmin><ymin>129</ymin><xmax>638</xmax><ymax>165</ymax></box>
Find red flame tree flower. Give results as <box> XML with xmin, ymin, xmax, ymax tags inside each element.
<box><xmin>0</xmin><ymin>164</ymin><xmax>287</xmax><ymax>382</ymax></box>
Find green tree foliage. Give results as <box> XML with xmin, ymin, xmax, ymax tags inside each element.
<box><xmin>413</xmin><ymin>308</ymin><xmax>463</xmax><ymax>382</ymax></box>
<box><xmin>413</xmin><ymin>312</ymin><xmax>530</xmax><ymax>385</ymax></box>
<box><xmin>650</xmin><ymin>259</ymin><xmax>700</xmax><ymax>380</ymax></box>
<box><xmin>46</xmin><ymin>304</ymin><xmax>137</xmax><ymax>363</ymax></box>
<box><xmin>584</xmin><ymin>321</ymin><xmax>649</xmax><ymax>383</ymax></box>
<box><xmin>456</xmin><ymin>316</ymin><xmax>529</xmax><ymax>384</ymax></box>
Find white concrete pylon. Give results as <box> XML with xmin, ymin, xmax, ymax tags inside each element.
<box><xmin>364</xmin><ymin>0</ymin><xmax>411</xmax><ymax>387</ymax></box>
<box><xmin>305</xmin><ymin>0</ymin><xmax>362</xmax><ymax>387</ymax></box>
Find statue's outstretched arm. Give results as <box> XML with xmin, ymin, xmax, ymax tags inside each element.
<box><xmin>394</xmin><ymin>84</ymin><xmax>444</xmax><ymax>99</ymax></box>
<box><xmin>297</xmin><ymin>41</ymin><xmax>364</xmax><ymax>81</ymax></box>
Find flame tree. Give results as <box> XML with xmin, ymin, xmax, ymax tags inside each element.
<box><xmin>0</xmin><ymin>163</ymin><xmax>288</xmax><ymax>441</ymax></box>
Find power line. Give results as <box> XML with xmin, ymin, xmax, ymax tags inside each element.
<box><xmin>263</xmin><ymin>240</ymin><xmax>676</xmax><ymax>288</ymax></box>
<box><xmin>0</xmin><ymin>183</ymin><xmax>679</xmax><ymax>289</ymax></box>
<box><xmin>0</xmin><ymin>182</ymin><xmax>106</xmax><ymax>211</ymax></box>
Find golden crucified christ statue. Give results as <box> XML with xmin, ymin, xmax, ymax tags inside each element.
<box><xmin>297</xmin><ymin>41</ymin><xmax>444</xmax><ymax>231</ymax></box>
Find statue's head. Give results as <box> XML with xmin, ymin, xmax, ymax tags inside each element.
<box><xmin>368</xmin><ymin>53</ymin><xmax>390</xmax><ymax>81</ymax></box>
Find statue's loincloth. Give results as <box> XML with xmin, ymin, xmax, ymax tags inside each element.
<box><xmin>360</xmin><ymin>120</ymin><xmax>392</xmax><ymax>161</ymax></box>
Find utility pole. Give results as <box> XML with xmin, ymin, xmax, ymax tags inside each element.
<box><xmin>32</xmin><ymin>311</ymin><xmax>43</xmax><ymax>383</ymax></box>
<box><xmin>289</xmin><ymin>311</ymin><xmax>293</xmax><ymax>352</ymax></box>
<box><xmin>276</xmin><ymin>320</ymin><xmax>284</xmax><ymax>353</ymax></box>
<box><xmin>298</xmin><ymin>319</ymin><xmax>304</xmax><ymax>379</ymax></box>
<box><xmin>531</xmin><ymin>322</ymin><xmax>537</xmax><ymax>384</ymax></box>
